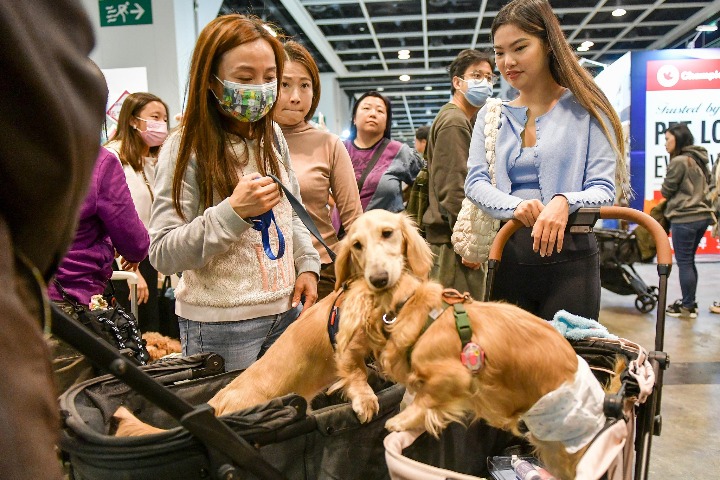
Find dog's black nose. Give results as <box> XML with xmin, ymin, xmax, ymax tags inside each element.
<box><xmin>369</xmin><ymin>272</ymin><xmax>389</xmax><ymax>289</ymax></box>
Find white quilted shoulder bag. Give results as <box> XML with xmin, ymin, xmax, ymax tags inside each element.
<box><xmin>451</xmin><ymin>98</ymin><xmax>503</xmax><ymax>264</ymax></box>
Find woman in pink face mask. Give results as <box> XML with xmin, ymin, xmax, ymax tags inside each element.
<box><xmin>105</xmin><ymin>92</ymin><xmax>170</xmax><ymax>335</ymax></box>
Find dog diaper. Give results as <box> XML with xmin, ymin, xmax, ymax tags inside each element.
<box><xmin>521</xmin><ymin>355</ymin><xmax>605</xmax><ymax>454</ymax></box>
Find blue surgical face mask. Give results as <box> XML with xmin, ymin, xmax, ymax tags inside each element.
<box><xmin>460</xmin><ymin>78</ymin><xmax>493</xmax><ymax>107</ymax></box>
<box><xmin>213</xmin><ymin>76</ymin><xmax>277</xmax><ymax>122</ymax></box>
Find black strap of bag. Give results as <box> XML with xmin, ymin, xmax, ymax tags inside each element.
<box><xmin>357</xmin><ymin>137</ymin><xmax>390</xmax><ymax>193</ymax></box>
<box><xmin>268</xmin><ymin>173</ymin><xmax>336</xmax><ymax>262</ymax></box>
<box><xmin>49</xmin><ymin>304</ymin><xmax>286</xmax><ymax>480</ymax></box>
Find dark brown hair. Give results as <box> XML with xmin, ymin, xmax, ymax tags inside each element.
<box><xmin>492</xmin><ymin>0</ymin><xmax>629</xmax><ymax>197</ymax></box>
<box><xmin>448</xmin><ymin>49</ymin><xmax>496</xmax><ymax>95</ymax></box>
<box><xmin>173</xmin><ymin>14</ymin><xmax>285</xmax><ymax>219</ymax></box>
<box><xmin>108</xmin><ymin>92</ymin><xmax>169</xmax><ymax>172</ymax></box>
<box><xmin>666</xmin><ymin>123</ymin><xmax>694</xmax><ymax>158</ymax></box>
<box><xmin>349</xmin><ymin>91</ymin><xmax>393</xmax><ymax>141</ymax></box>
<box><xmin>283</xmin><ymin>41</ymin><xmax>321</xmax><ymax>122</ymax></box>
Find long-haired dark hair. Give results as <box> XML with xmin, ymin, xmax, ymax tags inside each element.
<box><xmin>283</xmin><ymin>41</ymin><xmax>320</xmax><ymax>122</ymax></box>
<box><xmin>666</xmin><ymin>123</ymin><xmax>694</xmax><ymax>158</ymax></box>
<box><xmin>107</xmin><ymin>92</ymin><xmax>169</xmax><ymax>172</ymax></box>
<box><xmin>173</xmin><ymin>14</ymin><xmax>285</xmax><ymax>220</ymax></box>
<box><xmin>349</xmin><ymin>91</ymin><xmax>392</xmax><ymax>141</ymax></box>
<box><xmin>491</xmin><ymin>0</ymin><xmax>630</xmax><ymax>197</ymax></box>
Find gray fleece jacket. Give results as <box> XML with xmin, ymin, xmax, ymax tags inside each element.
<box><xmin>661</xmin><ymin>145</ymin><xmax>715</xmax><ymax>224</ymax></box>
<box><xmin>149</xmin><ymin>125</ymin><xmax>320</xmax><ymax>321</ymax></box>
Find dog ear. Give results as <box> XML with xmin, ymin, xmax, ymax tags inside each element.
<box><xmin>334</xmin><ymin>235</ymin><xmax>355</xmax><ymax>290</ymax></box>
<box><xmin>400</xmin><ymin>214</ymin><xmax>434</xmax><ymax>278</ymax></box>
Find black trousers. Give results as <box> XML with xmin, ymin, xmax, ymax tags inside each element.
<box><xmin>112</xmin><ymin>257</ymin><xmax>160</xmax><ymax>333</ymax></box>
<box><xmin>490</xmin><ymin>227</ymin><xmax>601</xmax><ymax>321</ymax></box>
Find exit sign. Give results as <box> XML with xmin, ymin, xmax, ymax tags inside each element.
<box><xmin>100</xmin><ymin>0</ymin><xmax>153</xmax><ymax>27</ymax></box>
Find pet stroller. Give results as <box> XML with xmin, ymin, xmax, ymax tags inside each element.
<box><xmin>52</xmin><ymin>303</ymin><xmax>404</xmax><ymax>480</ymax></box>
<box><xmin>384</xmin><ymin>207</ymin><xmax>671</xmax><ymax>480</ymax></box>
<box><xmin>594</xmin><ymin>227</ymin><xmax>659</xmax><ymax>313</ymax></box>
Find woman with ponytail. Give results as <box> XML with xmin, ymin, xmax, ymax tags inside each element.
<box><xmin>463</xmin><ymin>0</ymin><xmax>628</xmax><ymax>320</ymax></box>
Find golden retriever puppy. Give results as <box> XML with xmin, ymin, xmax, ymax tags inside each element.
<box><xmin>378</xmin><ymin>280</ymin><xmax>608</xmax><ymax>480</ymax></box>
<box><xmin>114</xmin><ymin>210</ymin><xmax>433</xmax><ymax>436</ymax></box>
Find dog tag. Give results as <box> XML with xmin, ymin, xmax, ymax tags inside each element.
<box><xmin>461</xmin><ymin>342</ymin><xmax>484</xmax><ymax>372</ymax></box>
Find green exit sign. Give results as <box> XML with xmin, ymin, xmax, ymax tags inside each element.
<box><xmin>100</xmin><ymin>0</ymin><xmax>153</xmax><ymax>27</ymax></box>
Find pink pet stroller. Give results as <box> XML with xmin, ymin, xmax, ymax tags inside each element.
<box><xmin>384</xmin><ymin>207</ymin><xmax>671</xmax><ymax>480</ymax></box>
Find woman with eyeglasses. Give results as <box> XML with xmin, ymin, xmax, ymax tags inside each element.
<box><xmin>148</xmin><ymin>15</ymin><xmax>320</xmax><ymax>371</ymax></box>
<box><xmin>424</xmin><ymin>48</ymin><xmax>496</xmax><ymax>302</ymax></box>
<box><xmin>463</xmin><ymin>0</ymin><xmax>629</xmax><ymax>320</ymax></box>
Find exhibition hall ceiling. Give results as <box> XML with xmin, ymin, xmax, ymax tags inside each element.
<box><xmin>223</xmin><ymin>0</ymin><xmax>720</xmax><ymax>139</ymax></box>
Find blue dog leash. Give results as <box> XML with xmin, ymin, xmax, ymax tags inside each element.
<box><xmin>267</xmin><ymin>173</ymin><xmax>337</xmax><ymax>262</ymax></box>
<box><xmin>249</xmin><ymin>210</ymin><xmax>285</xmax><ymax>260</ymax></box>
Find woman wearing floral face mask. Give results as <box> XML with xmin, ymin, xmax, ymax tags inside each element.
<box><xmin>148</xmin><ymin>15</ymin><xmax>320</xmax><ymax>371</ymax></box>
<box><xmin>105</xmin><ymin>92</ymin><xmax>169</xmax><ymax>334</ymax></box>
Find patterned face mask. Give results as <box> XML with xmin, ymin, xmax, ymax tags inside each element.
<box><xmin>213</xmin><ymin>76</ymin><xmax>277</xmax><ymax>123</ymax></box>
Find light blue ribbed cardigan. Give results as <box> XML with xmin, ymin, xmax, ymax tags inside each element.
<box><xmin>464</xmin><ymin>89</ymin><xmax>617</xmax><ymax>220</ymax></box>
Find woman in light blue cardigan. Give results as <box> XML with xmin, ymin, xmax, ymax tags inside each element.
<box><xmin>463</xmin><ymin>0</ymin><xmax>628</xmax><ymax>320</ymax></box>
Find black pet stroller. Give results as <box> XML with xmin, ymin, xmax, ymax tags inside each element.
<box><xmin>384</xmin><ymin>207</ymin><xmax>671</xmax><ymax>480</ymax></box>
<box><xmin>53</xmin><ymin>307</ymin><xmax>404</xmax><ymax>480</ymax></box>
<box><xmin>594</xmin><ymin>227</ymin><xmax>659</xmax><ymax>313</ymax></box>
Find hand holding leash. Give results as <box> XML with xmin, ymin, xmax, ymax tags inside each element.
<box><xmin>230</xmin><ymin>173</ymin><xmax>280</xmax><ymax>219</ymax></box>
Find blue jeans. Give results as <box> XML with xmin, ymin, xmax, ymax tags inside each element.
<box><xmin>179</xmin><ymin>305</ymin><xmax>301</xmax><ymax>372</ymax></box>
<box><xmin>671</xmin><ymin>219</ymin><xmax>711</xmax><ymax>308</ymax></box>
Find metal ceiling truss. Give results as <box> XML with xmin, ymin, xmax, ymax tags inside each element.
<box><xmin>224</xmin><ymin>0</ymin><xmax>719</xmax><ymax>140</ymax></box>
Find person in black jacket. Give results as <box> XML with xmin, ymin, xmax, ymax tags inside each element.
<box><xmin>661</xmin><ymin>124</ymin><xmax>715</xmax><ymax>318</ymax></box>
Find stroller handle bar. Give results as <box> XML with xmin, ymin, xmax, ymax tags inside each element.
<box><xmin>488</xmin><ymin>206</ymin><xmax>672</xmax><ymax>265</ymax></box>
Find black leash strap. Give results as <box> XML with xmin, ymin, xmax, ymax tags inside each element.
<box><xmin>356</xmin><ymin>138</ymin><xmax>390</xmax><ymax>193</ymax></box>
<box><xmin>50</xmin><ymin>304</ymin><xmax>286</xmax><ymax>480</ymax></box>
<box><xmin>268</xmin><ymin>173</ymin><xmax>336</xmax><ymax>262</ymax></box>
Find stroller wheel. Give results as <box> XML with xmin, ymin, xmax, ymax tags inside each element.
<box><xmin>636</xmin><ymin>294</ymin><xmax>656</xmax><ymax>313</ymax></box>
<box><xmin>650</xmin><ymin>286</ymin><xmax>659</xmax><ymax>299</ymax></box>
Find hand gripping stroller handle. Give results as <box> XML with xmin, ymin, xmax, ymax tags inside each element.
<box><xmin>486</xmin><ymin>206</ymin><xmax>672</xmax><ymax>265</ymax></box>
<box><xmin>50</xmin><ymin>303</ymin><xmax>287</xmax><ymax>480</ymax></box>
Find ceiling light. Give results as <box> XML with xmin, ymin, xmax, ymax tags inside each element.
<box><xmin>581</xmin><ymin>40</ymin><xmax>594</xmax><ymax>48</ymax></box>
<box><xmin>577</xmin><ymin>46</ymin><xmax>590</xmax><ymax>52</ymax></box>
<box><xmin>424</xmin><ymin>86</ymin><xmax>433</xmax><ymax>91</ymax></box>
<box><xmin>399</xmin><ymin>74</ymin><xmax>411</xmax><ymax>82</ymax></box>
<box><xmin>696</xmin><ymin>24</ymin><xmax>718</xmax><ymax>32</ymax></box>
<box><xmin>611</xmin><ymin>8</ymin><xmax>626</xmax><ymax>17</ymax></box>
<box><xmin>398</xmin><ymin>49</ymin><xmax>410</xmax><ymax>56</ymax></box>
<box><xmin>425</xmin><ymin>109</ymin><xmax>432</xmax><ymax>115</ymax></box>
<box><xmin>376</xmin><ymin>87</ymin><xmax>385</xmax><ymax>92</ymax></box>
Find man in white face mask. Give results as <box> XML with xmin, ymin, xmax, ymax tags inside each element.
<box><xmin>422</xmin><ymin>49</ymin><xmax>496</xmax><ymax>301</ymax></box>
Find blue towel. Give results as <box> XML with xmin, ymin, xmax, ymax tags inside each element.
<box><xmin>550</xmin><ymin>310</ymin><xmax>618</xmax><ymax>341</ymax></box>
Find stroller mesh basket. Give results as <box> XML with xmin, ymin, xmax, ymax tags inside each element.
<box><xmin>59</xmin><ymin>353</ymin><xmax>404</xmax><ymax>480</ymax></box>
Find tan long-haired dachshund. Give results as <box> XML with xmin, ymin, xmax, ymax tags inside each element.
<box><xmin>371</xmin><ymin>279</ymin><xmax>623</xmax><ymax>480</ymax></box>
<box><xmin>114</xmin><ymin>210</ymin><xmax>434</xmax><ymax>436</ymax></box>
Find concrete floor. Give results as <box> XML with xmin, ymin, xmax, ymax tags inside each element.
<box><xmin>598</xmin><ymin>256</ymin><xmax>720</xmax><ymax>478</ymax></box>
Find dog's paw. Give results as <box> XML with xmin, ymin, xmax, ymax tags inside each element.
<box><xmin>385</xmin><ymin>414</ymin><xmax>409</xmax><ymax>432</ymax></box>
<box><xmin>351</xmin><ymin>393</ymin><xmax>379</xmax><ymax>423</ymax></box>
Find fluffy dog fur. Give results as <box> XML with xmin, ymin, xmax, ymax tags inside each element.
<box><xmin>376</xmin><ymin>280</ymin><xmax>619</xmax><ymax>480</ymax></box>
<box><xmin>114</xmin><ymin>210</ymin><xmax>433</xmax><ymax>436</ymax></box>
<box><xmin>142</xmin><ymin>332</ymin><xmax>182</xmax><ymax>361</ymax></box>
